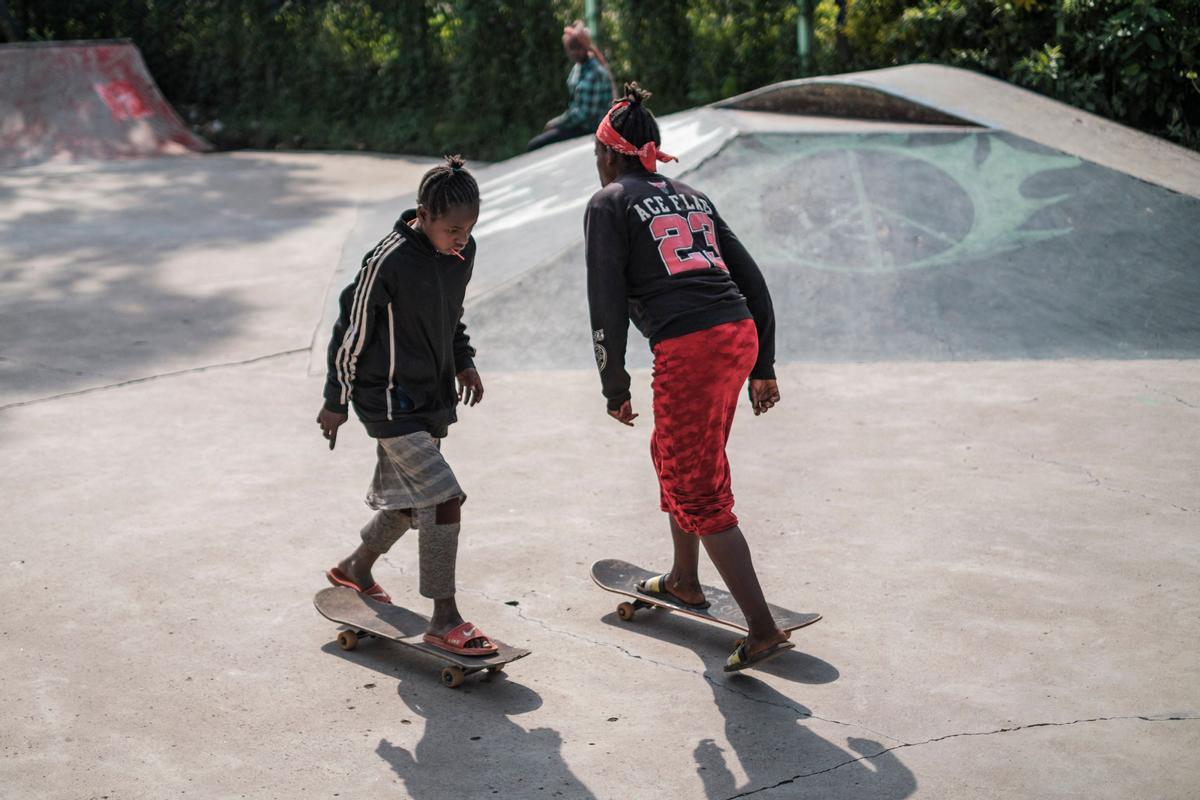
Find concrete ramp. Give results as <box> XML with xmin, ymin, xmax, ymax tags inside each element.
<box><xmin>315</xmin><ymin>68</ymin><xmax>1200</xmax><ymax>375</ymax></box>
<box><xmin>719</xmin><ymin>65</ymin><xmax>1200</xmax><ymax>199</ymax></box>
<box><xmin>310</xmin><ymin>108</ymin><xmax>739</xmax><ymax>374</ymax></box>
<box><xmin>716</xmin><ymin>78</ymin><xmax>976</xmax><ymax>127</ymax></box>
<box><xmin>0</xmin><ymin>39</ymin><xmax>210</xmax><ymax>169</ymax></box>
<box><xmin>464</xmin><ymin>122</ymin><xmax>1200</xmax><ymax>370</ymax></box>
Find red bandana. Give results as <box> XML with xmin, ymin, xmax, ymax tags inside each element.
<box><xmin>595</xmin><ymin>101</ymin><xmax>677</xmax><ymax>173</ymax></box>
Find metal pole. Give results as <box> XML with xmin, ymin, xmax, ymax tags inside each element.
<box><xmin>585</xmin><ymin>0</ymin><xmax>600</xmax><ymax>37</ymax></box>
<box><xmin>797</xmin><ymin>0</ymin><xmax>813</xmax><ymax>76</ymax></box>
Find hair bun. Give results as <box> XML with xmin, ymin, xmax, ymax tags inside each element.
<box><xmin>445</xmin><ymin>154</ymin><xmax>466</xmax><ymax>172</ymax></box>
<box><xmin>623</xmin><ymin>82</ymin><xmax>652</xmax><ymax>106</ymax></box>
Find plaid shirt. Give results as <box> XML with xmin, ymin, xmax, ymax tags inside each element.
<box><xmin>556</xmin><ymin>57</ymin><xmax>612</xmax><ymax>132</ymax></box>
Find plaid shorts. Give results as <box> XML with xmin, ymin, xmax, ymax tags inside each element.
<box><xmin>365</xmin><ymin>431</ymin><xmax>466</xmax><ymax>512</ymax></box>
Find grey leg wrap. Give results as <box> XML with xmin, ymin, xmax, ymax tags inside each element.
<box><xmin>415</xmin><ymin>507</ymin><xmax>459</xmax><ymax>600</ymax></box>
<box><xmin>359</xmin><ymin>509</ymin><xmax>412</xmax><ymax>555</ymax></box>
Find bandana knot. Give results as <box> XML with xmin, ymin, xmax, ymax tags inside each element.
<box><xmin>595</xmin><ymin>101</ymin><xmax>677</xmax><ymax>173</ymax></box>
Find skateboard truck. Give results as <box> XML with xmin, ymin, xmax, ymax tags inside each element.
<box><xmin>333</xmin><ymin>627</ymin><xmax>507</xmax><ymax>688</ymax></box>
<box><xmin>315</xmin><ymin>587</ymin><xmax>530</xmax><ymax>689</ymax></box>
<box><xmin>615</xmin><ymin>599</ymin><xmax>653</xmax><ymax>622</ymax></box>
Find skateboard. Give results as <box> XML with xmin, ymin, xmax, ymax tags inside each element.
<box><xmin>590</xmin><ymin>558</ymin><xmax>821</xmax><ymax>634</ymax></box>
<box><xmin>314</xmin><ymin>586</ymin><xmax>530</xmax><ymax>688</ymax></box>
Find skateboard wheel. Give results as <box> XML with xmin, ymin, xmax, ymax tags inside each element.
<box><xmin>337</xmin><ymin>630</ymin><xmax>359</xmax><ymax>651</ymax></box>
<box><xmin>441</xmin><ymin>666</ymin><xmax>466</xmax><ymax>688</ymax></box>
<box><xmin>617</xmin><ymin>602</ymin><xmax>637</xmax><ymax>622</ymax></box>
<box><xmin>486</xmin><ymin>665</ymin><xmax>504</xmax><ymax>675</ymax></box>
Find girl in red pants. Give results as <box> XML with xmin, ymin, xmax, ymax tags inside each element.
<box><xmin>584</xmin><ymin>83</ymin><xmax>791</xmax><ymax>672</ymax></box>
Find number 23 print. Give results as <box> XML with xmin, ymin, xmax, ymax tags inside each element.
<box><xmin>649</xmin><ymin>212</ymin><xmax>728</xmax><ymax>275</ymax></box>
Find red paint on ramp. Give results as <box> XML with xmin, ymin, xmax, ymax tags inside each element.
<box><xmin>0</xmin><ymin>39</ymin><xmax>210</xmax><ymax>168</ymax></box>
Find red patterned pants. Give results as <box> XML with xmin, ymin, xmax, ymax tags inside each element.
<box><xmin>650</xmin><ymin>318</ymin><xmax>758</xmax><ymax>536</ymax></box>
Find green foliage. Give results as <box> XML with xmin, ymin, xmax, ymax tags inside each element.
<box><xmin>601</xmin><ymin>0</ymin><xmax>800</xmax><ymax>113</ymax></box>
<box><xmin>9</xmin><ymin>0</ymin><xmax>580</xmax><ymax>159</ymax></box>
<box><xmin>606</xmin><ymin>0</ymin><xmax>693</xmax><ymax>112</ymax></box>
<box><xmin>437</xmin><ymin>0</ymin><xmax>572</xmax><ymax>156</ymax></box>
<box><xmin>835</xmin><ymin>0</ymin><xmax>909</xmax><ymax>66</ymax></box>
<box><xmin>821</xmin><ymin>0</ymin><xmax>1199</xmax><ymax>150</ymax></box>
<box><xmin>7</xmin><ymin>1</ymin><xmax>1196</xmax><ymax>155</ymax></box>
<box><xmin>683</xmin><ymin>0</ymin><xmax>800</xmax><ymax>106</ymax></box>
<box><xmin>812</xmin><ymin>0</ymin><xmax>844</xmax><ymax>74</ymax></box>
<box><xmin>7</xmin><ymin>0</ymin><xmax>811</xmax><ymax>157</ymax></box>
<box><xmin>1022</xmin><ymin>0</ymin><xmax>1200</xmax><ymax>148</ymax></box>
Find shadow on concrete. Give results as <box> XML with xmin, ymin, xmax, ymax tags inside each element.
<box><xmin>698</xmin><ymin>664</ymin><xmax>917</xmax><ymax>799</ymax></box>
<box><xmin>599</xmin><ymin>609</ymin><xmax>839</xmax><ymax>685</ymax></box>
<box><xmin>317</xmin><ymin>638</ymin><xmax>492</xmax><ymax>691</ymax></box>
<box><xmin>377</xmin><ymin>676</ymin><xmax>597</xmax><ymax>799</ymax></box>
<box><xmin>319</xmin><ymin>640</ymin><xmax>595</xmax><ymax>797</ymax></box>
<box><xmin>0</xmin><ymin>154</ymin><xmax>347</xmax><ymax>406</ymax></box>
<box><xmin>598</xmin><ymin>614</ymin><xmax>914</xmax><ymax>798</ymax></box>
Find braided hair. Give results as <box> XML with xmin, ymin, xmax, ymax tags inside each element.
<box><xmin>606</xmin><ymin>82</ymin><xmax>661</xmax><ymax>169</ymax></box>
<box><xmin>417</xmin><ymin>155</ymin><xmax>480</xmax><ymax>219</ymax></box>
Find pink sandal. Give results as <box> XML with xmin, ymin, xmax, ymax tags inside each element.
<box><xmin>325</xmin><ymin>567</ymin><xmax>392</xmax><ymax>605</ymax></box>
<box><xmin>423</xmin><ymin>622</ymin><xmax>499</xmax><ymax>656</ymax></box>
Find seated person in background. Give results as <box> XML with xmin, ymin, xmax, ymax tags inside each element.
<box><xmin>527</xmin><ymin>21</ymin><xmax>614</xmax><ymax>152</ymax></box>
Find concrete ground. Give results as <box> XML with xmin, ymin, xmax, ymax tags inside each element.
<box><xmin>2</xmin><ymin>146</ymin><xmax>1198</xmax><ymax>799</ymax></box>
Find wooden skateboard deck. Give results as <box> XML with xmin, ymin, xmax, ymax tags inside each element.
<box><xmin>590</xmin><ymin>558</ymin><xmax>821</xmax><ymax>633</ymax></box>
<box><xmin>314</xmin><ymin>586</ymin><xmax>530</xmax><ymax>688</ymax></box>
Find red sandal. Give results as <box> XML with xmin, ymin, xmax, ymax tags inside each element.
<box><xmin>325</xmin><ymin>567</ymin><xmax>392</xmax><ymax>605</ymax></box>
<box><xmin>423</xmin><ymin>621</ymin><xmax>498</xmax><ymax>656</ymax></box>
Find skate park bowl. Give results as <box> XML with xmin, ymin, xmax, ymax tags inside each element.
<box><xmin>0</xmin><ymin>39</ymin><xmax>210</xmax><ymax>169</ymax></box>
<box><xmin>4</xmin><ymin>61</ymin><xmax>1199</xmax><ymax>800</ymax></box>
<box><xmin>319</xmin><ymin>66</ymin><xmax>1200</xmax><ymax>374</ymax></box>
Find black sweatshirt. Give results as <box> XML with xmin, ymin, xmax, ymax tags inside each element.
<box><xmin>584</xmin><ymin>171</ymin><xmax>776</xmax><ymax>410</ymax></box>
<box><xmin>323</xmin><ymin>210</ymin><xmax>476</xmax><ymax>439</ymax></box>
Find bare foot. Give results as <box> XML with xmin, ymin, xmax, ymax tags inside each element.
<box><xmin>336</xmin><ymin>554</ymin><xmax>376</xmax><ymax>591</ymax></box>
<box><xmin>664</xmin><ymin>571</ymin><xmax>708</xmax><ymax>606</ymax></box>
<box><xmin>742</xmin><ymin>628</ymin><xmax>790</xmax><ymax>659</ymax></box>
<box><xmin>427</xmin><ymin>611</ymin><xmax>465</xmax><ymax>640</ymax></box>
<box><xmin>426</xmin><ymin>599</ymin><xmax>492</xmax><ymax>650</ymax></box>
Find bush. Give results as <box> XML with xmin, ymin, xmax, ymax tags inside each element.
<box><xmin>823</xmin><ymin>0</ymin><xmax>1199</xmax><ymax>150</ymax></box>
<box><xmin>7</xmin><ymin>1</ymin><xmax>1197</xmax><ymax>155</ymax></box>
<box><xmin>1016</xmin><ymin>0</ymin><xmax>1200</xmax><ymax>148</ymax></box>
<box><xmin>8</xmin><ymin>0</ymin><xmax>580</xmax><ymax>159</ymax></box>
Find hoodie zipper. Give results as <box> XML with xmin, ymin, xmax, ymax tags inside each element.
<box><xmin>386</xmin><ymin>302</ymin><xmax>396</xmax><ymax>420</ymax></box>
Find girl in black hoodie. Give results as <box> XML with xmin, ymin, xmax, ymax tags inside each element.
<box><xmin>317</xmin><ymin>156</ymin><xmax>498</xmax><ymax>657</ymax></box>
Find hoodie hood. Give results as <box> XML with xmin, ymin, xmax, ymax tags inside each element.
<box><xmin>395</xmin><ymin>208</ymin><xmax>475</xmax><ymax>263</ymax></box>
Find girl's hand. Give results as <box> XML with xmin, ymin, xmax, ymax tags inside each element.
<box><xmin>316</xmin><ymin>407</ymin><xmax>348</xmax><ymax>450</ymax></box>
<box><xmin>749</xmin><ymin>379</ymin><xmax>780</xmax><ymax>416</ymax></box>
<box><xmin>608</xmin><ymin>400</ymin><xmax>638</xmax><ymax>426</ymax></box>
<box><xmin>457</xmin><ymin>368</ymin><xmax>484</xmax><ymax>406</ymax></box>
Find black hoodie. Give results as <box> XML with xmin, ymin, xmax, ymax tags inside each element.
<box><xmin>585</xmin><ymin>171</ymin><xmax>776</xmax><ymax>411</ymax></box>
<box><xmin>323</xmin><ymin>209</ymin><xmax>476</xmax><ymax>439</ymax></box>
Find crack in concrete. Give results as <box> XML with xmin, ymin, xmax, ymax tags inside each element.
<box><xmin>1023</xmin><ymin>451</ymin><xmax>1100</xmax><ymax>485</ymax></box>
<box><xmin>701</xmin><ymin>675</ymin><xmax>904</xmax><ymax>745</ymax></box>
<box><xmin>1140</xmin><ymin>381</ymin><xmax>1199</xmax><ymax>410</ymax></box>
<box><xmin>366</xmin><ymin>557</ymin><xmax>1198</xmax><ymax>796</ymax></box>
<box><xmin>0</xmin><ymin>348</ymin><xmax>308</xmax><ymax>411</ymax></box>
<box><xmin>1020</xmin><ymin>450</ymin><xmax>1194</xmax><ymax>513</ymax></box>
<box><xmin>0</xmin><ymin>355</ymin><xmax>113</xmax><ymax>380</ymax></box>
<box><xmin>932</xmin><ymin>420</ymin><xmax>1195</xmax><ymax>513</ymax></box>
<box><xmin>1169</xmin><ymin>394</ymin><xmax>1198</xmax><ymax>409</ymax></box>
<box><xmin>721</xmin><ymin>713</ymin><xmax>1200</xmax><ymax>799</ymax></box>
